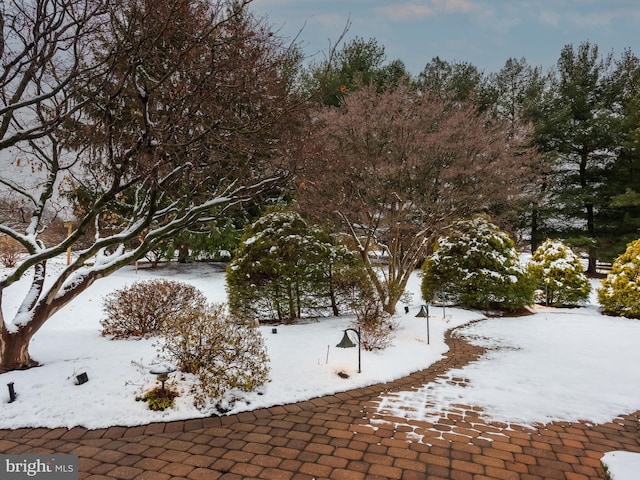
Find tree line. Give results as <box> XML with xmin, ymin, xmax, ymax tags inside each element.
<box><xmin>301</xmin><ymin>37</ymin><xmax>640</xmax><ymax>273</ymax></box>
<box><xmin>0</xmin><ymin>0</ymin><xmax>638</xmax><ymax>372</ymax></box>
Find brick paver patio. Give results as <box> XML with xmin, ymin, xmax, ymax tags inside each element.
<box><xmin>1</xmin><ymin>325</ymin><xmax>639</xmax><ymax>479</ymax></box>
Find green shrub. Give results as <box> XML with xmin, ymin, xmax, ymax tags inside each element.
<box><xmin>157</xmin><ymin>303</ymin><xmax>270</xmax><ymax>409</ymax></box>
<box><xmin>598</xmin><ymin>239</ymin><xmax>640</xmax><ymax>318</ymax></box>
<box><xmin>101</xmin><ymin>279</ymin><xmax>207</xmax><ymax>339</ymax></box>
<box><xmin>136</xmin><ymin>385</ymin><xmax>179</xmax><ymax>411</ymax></box>
<box><xmin>528</xmin><ymin>239</ymin><xmax>591</xmax><ymax>306</ymax></box>
<box><xmin>421</xmin><ymin>214</ymin><xmax>535</xmax><ymax>312</ymax></box>
<box><xmin>227</xmin><ymin>210</ymin><xmax>365</xmax><ymax>322</ymax></box>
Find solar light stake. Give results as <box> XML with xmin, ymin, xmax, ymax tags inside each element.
<box><xmin>7</xmin><ymin>382</ymin><xmax>16</xmax><ymax>403</ymax></box>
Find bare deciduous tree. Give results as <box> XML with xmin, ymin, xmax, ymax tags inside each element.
<box><xmin>298</xmin><ymin>83</ymin><xmax>537</xmax><ymax>314</ymax></box>
<box><xmin>0</xmin><ymin>0</ymin><xmax>307</xmax><ymax>372</ymax></box>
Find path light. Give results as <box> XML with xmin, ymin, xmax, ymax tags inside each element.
<box><xmin>7</xmin><ymin>382</ymin><xmax>16</xmax><ymax>403</ymax></box>
<box><xmin>416</xmin><ymin>304</ymin><xmax>430</xmax><ymax>345</ymax></box>
<box><xmin>336</xmin><ymin>327</ymin><xmax>362</xmax><ymax>373</ymax></box>
<box><xmin>75</xmin><ymin>372</ymin><xmax>89</xmax><ymax>385</ymax></box>
<box><xmin>149</xmin><ymin>364</ymin><xmax>177</xmax><ymax>396</ymax></box>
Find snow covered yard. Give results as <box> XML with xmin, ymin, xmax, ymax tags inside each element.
<box><xmin>2</xmin><ymin>258</ymin><xmax>640</xmax><ymax>476</ymax></box>
<box><xmin>0</xmin><ymin>258</ymin><xmax>482</xmax><ymax>429</ymax></box>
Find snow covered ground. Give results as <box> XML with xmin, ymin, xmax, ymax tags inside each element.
<box><xmin>2</xmin><ymin>259</ymin><xmax>640</xmax><ymax>476</ymax></box>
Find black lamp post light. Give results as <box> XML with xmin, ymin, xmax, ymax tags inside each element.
<box><xmin>416</xmin><ymin>304</ymin><xmax>430</xmax><ymax>344</ymax></box>
<box><xmin>336</xmin><ymin>326</ymin><xmax>362</xmax><ymax>373</ymax></box>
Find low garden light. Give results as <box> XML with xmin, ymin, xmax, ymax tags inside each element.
<box><xmin>7</xmin><ymin>382</ymin><xmax>16</xmax><ymax>403</ymax></box>
<box><xmin>150</xmin><ymin>364</ymin><xmax>177</xmax><ymax>396</ymax></box>
<box><xmin>336</xmin><ymin>327</ymin><xmax>362</xmax><ymax>373</ymax></box>
<box><xmin>416</xmin><ymin>304</ymin><xmax>430</xmax><ymax>344</ymax></box>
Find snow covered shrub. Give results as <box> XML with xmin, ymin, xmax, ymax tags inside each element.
<box><xmin>421</xmin><ymin>215</ymin><xmax>535</xmax><ymax>312</ymax></box>
<box><xmin>101</xmin><ymin>279</ymin><xmax>207</xmax><ymax>339</ymax></box>
<box><xmin>528</xmin><ymin>239</ymin><xmax>591</xmax><ymax>306</ymax></box>
<box><xmin>157</xmin><ymin>302</ymin><xmax>270</xmax><ymax>409</ymax></box>
<box><xmin>227</xmin><ymin>210</ymin><xmax>363</xmax><ymax>322</ymax></box>
<box><xmin>598</xmin><ymin>239</ymin><xmax>640</xmax><ymax>318</ymax></box>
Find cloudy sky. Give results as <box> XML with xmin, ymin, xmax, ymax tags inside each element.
<box><xmin>250</xmin><ymin>0</ymin><xmax>640</xmax><ymax>75</ymax></box>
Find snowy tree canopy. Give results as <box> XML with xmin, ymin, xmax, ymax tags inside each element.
<box><xmin>528</xmin><ymin>239</ymin><xmax>591</xmax><ymax>306</ymax></box>
<box><xmin>0</xmin><ymin>0</ymin><xmax>308</xmax><ymax>372</ymax></box>
<box><xmin>421</xmin><ymin>214</ymin><xmax>535</xmax><ymax>312</ymax></box>
<box><xmin>598</xmin><ymin>239</ymin><xmax>640</xmax><ymax>318</ymax></box>
<box><xmin>226</xmin><ymin>210</ymin><xmax>361</xmax><ymax>322</ymax></box>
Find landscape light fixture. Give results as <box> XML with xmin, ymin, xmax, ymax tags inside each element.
<box><xmin>416</xmin><ymin>304</ymin><xmax>430</xmax><ymax>344</ymax></box>
<box><xmin>150</xmin><ymin>364</ymin><xmax>177</xmax><ymax>396</ymax></box>
<box><xmin>7</xmin><ymin>382</ymin><xmax>16</xmax><ymax>403</ymax></box>
<box><xmin>75</xmin><ymin>372</ymin><xmax>89</xmax><ymax>385</ymax></box>
<box><xmin>336</xmin><ymin>327</ymin><xmax>362</xmax><ymax>373</ymax></box>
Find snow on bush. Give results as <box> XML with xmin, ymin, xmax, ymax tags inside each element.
<box><xmin>157</xmin><ymin>302</ymin><xmax>270</xmax><ymax>411</ymax></box>
<box><xmin>528</xmin><ymin>239</ymin><xmax>591</xmax><ymax>306</ymax></box>
<box><xmin>598</xmin><ymin>239</ymin><xmax>640</xmax><ymax>318</ymax></box>
<box><xmin>101</xmin><ymin>279</ymin><xmax>208</xmax><ymax>338</ymax></box>
<box><xmin>227</xmin><ymin>210</ymin><xmax>363</xmax><ymax>322</ymax></box>
<box><xmin>421</xmin><ymin>214</ymin><xmax>535</xmax><ymax>312</ymax></box>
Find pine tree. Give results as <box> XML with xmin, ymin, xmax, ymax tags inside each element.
<box><xmin>226</xmin><ymin>211</ymin><xmax>362</xmax><ymax>322</ymax></box>
<box><xmin>538</xmin><ymin>42</ymin><xmax>622</xmax><ymax>272</ymax></box>
<box><xmin>421</xmin><ymin>215</ymin><xmax>535</xmax><ymax>312</ymax></box>
<box><xmin>598</xmin><ymin>239</ymin><xmax>640</xmax><ymax>318</ymax></box>
<box><xmin>528</xmin><ymin>239</ymin><xmax>591</xmax><ymax>306</ymax></box>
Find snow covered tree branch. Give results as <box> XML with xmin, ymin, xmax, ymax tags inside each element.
<box><xmin>0</xmin><ymin>0</ymin><xmax>307</xmax><ymax>372</ymax></box>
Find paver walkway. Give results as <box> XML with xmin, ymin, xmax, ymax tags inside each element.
<box><xmin>1</xmin><ymin>324</ymin><xmax>639</xmax><ymax>479</ymax></box>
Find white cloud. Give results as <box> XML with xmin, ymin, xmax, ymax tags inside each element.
<box><xmin>431</xmin><ymin>0</ymin><xmax>476</xmax><ymax>14</ymax></box>
<box><xmin>539</xmin><ymin>9</ymin><xmax>561</xmax><ymax>27</ymax></box>
<box><xmin>376</xmin><ymin>3</ymin><xmax>434</xmax><ymax>20</ymax></box>
<box><xmin>376</xmin><ymin>0</ymin><xmax>477</xmax><ymax>21</ymax></box>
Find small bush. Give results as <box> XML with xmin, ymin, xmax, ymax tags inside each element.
<box><xmin>339</xmin><ymin>264</ymin><xmax>397</xmax><ymax>350</ymax></box>
<box><xmin>0</xmin><ymin>235</ymin><xmax>22</xmax><ymax>267</ymax></box>
<box><xmin>598</xmin><ymin>239</ymin><xmax>640</xmax><ymax>318</ymax></box>
<box><xmin>101</xmin><ymin>279</ymin><xmax>207</xmax><ymax>339</ymax></box>
<box><xmin>528</xmin><ymin>239</ymin><xmax>591</xmax><ymax>306</ymax></box>
<box><xmin>136</xmin><ymin>385</ymin><xmax>179</xmax><ymax>411</ymax></box>
<box><xmin>157</xmin><ymin>303</ymin><xmax>270</xmax><ymax>409</ymax></box>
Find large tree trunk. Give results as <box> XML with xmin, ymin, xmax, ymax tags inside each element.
<box><xmin>0</xmin><ymin>264</ymin><xmax>99</xmax><ymax>373</ymax></box>
<box><xmin>0</xmin><ymin>327</ymin><xmax>39</xmax><ymax>373</ymax></box>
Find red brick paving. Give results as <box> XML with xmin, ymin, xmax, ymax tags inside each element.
<box><xmin>1</xmin><ymin>326</ymin><xmax>639</xmax><ymax>479</ymax></box>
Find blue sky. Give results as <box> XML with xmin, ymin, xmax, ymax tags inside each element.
<box><xmin>250</xmin><ymin>0</ymin><xmax>640</xmax><ymax>75</ymax></box>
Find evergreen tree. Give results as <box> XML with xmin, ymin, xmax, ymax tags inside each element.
<box><xmin>528</xmin><ymin>239</ymin><xmax>591</xmax><ymax>306</ymax></box>
<box><xmin>226</xmin><ymin>211</ymin><xmax>363</xmax><ymax>322</ymax></box>
<box><xmin>484</xmin><ymin>57</ymin><xmax>552</xmax><ymax>251</ymax></box>
<box><xmin>598</xmin><ymin>239</ymin><xmax>640</xmax><ymax>318</ymax></box>
<box><xmin>301</xmin><ymin>37</ymin><xmax>409</xmax><ymax>106</ymax></box>
<box><xmin>418</xmin><ymin>56</ymin><xmax>484</xmax><ymax>102</ymax></box>
<box><xmin>598</xmin><ymin>50</ymin><xmax>640</xmax><ymax>260</ymax></box>
<box><xmin>421</xmin><ymin>215</ymin><xmax>535</xmax><ymax>312</ymax></box>
<box><xmin>538</xmin><ymin>42</ymin><xmax>622</xmax><ymax>272</ymax></box>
